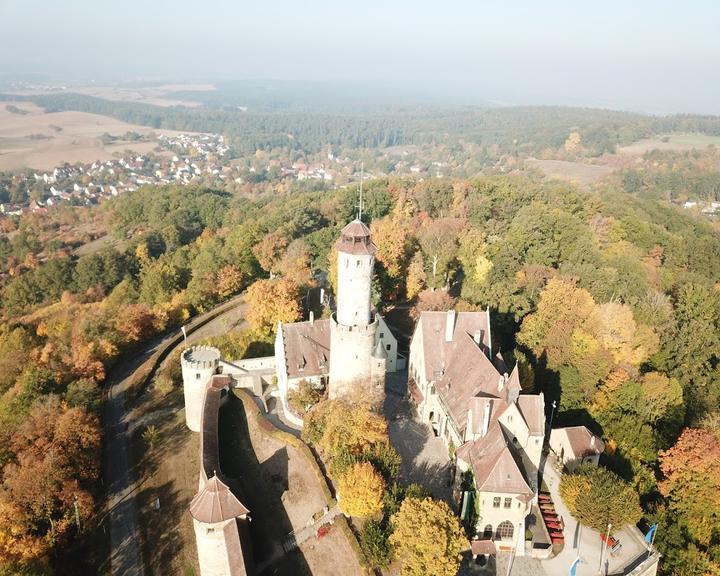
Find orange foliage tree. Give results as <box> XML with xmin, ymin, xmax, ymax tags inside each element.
<box><xmin>659</xmin><ymin>428</ymin><xmax>720</xmax><ymax>546</ymax></box>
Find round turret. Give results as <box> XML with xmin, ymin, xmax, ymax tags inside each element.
<box><xmin>181</xmin><ymin>346</ymin><xmax>221</xmax><ymax>432</ymax></box>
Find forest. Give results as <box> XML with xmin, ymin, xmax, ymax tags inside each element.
<box><xmin>0</xmin><ymin>92</ymin><xmax>686</xmax><ymax>157</ymax></box>
<box><xmin>0</xmin><ymin>169</ymin><xmax>718</xmax><ymax>574</ymax></box>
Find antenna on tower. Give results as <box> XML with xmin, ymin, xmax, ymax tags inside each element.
<box><xmin>357</xmin><ymin>162</ymin><xmax>364</xmax><ymax>221</ymax></box>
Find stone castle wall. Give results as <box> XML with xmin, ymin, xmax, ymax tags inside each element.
<box><xmin>328</xmin><ymin>313</ymin><xmax>377</xmax><ymax>399</ymax></box>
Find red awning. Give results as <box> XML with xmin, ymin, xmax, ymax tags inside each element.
<box><xmin>471</xmin><ymin>539</ymin><xmax>496</xmax><ymax>556</ymax></box>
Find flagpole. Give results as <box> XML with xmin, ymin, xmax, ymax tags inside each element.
<box><xmin>598</xmin><ymin>522</ymin><xmax>611</xmax><ymax>575</ymax></box>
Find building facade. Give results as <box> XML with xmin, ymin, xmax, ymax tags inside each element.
<box><xmin>407</xmin><ymin>308</ymin><xmax>546</xmax><ymax>555</ymax></box>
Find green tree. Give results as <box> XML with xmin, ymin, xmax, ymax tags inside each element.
<box><xmin>559</xmin><ymin>464</ymin><xmax>642</xmax><ymax>534</ymax></box>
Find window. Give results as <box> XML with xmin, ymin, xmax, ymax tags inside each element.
<box><xmin>356</xmin><ymin>259</ymin><xmax>360</xmax><ymax>267</ymax></box>
<box><xmin>196</xmin><ymin>373</ymin><xmax>201</xmax><ymax>380</ymax></box>
<box><xmin>206</xmin><ymin>527</ymin><xmax>215</xmax><ymax>534</ymax></box>
<box><xmin>379</xmin><ymin>332</ymin><xmax>384</xmax><ymax>338</ymax></box>
<box><xmin>483</xmin><ymin>524</ymin><xmax>493</xmax><ymax>538</ymax></box>
<box><xmin>386</xmin><ymin>344</ymin><xmax>391</xmax><ymax>351</ymax></box>
<box><xmin>493</xmin><ymin>497</ymin><xmax>501</xmax><ymax>508</ymax></box>
<box><xmin>496</xmin><ymin>521</ymin><xmax>514</xmax><ymax>540</ymax></box>
<box><xmin>535</xmin><ymin>438</ymin><xmax>540</xmax><ymax>445</ymax></box>
<box><xmin>504</xmin><ymin>498</ymin><xmax>512</xmax><ymax>509</ymax></box>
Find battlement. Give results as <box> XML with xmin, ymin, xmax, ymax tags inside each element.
<box><xmin>182</xmin><ymin>346</ymin><xmax>221</xmax><ymax>370</ymax></box>
<box><xmin>330</xmin><ymin>312</ymin><xmax>378</xmax><ymax>333</ymax></box>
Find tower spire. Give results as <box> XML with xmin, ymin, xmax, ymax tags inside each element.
<box><xmin>357</xmin><ymin>161</ymin><xmax>364</xmax><ymax>221</ymax></box>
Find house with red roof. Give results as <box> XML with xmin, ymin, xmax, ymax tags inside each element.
<box><xmin>408</xmin><ymin>309</ymin><xmax>546</xmax><ymax>555</ymax></box>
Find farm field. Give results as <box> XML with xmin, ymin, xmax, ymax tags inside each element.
<box><xmin>525</xmin><ymin>158</ymin><xmax>615</xmax><ymax>188</ymax></box>
<box><xmin>5</xmin><ymin>82</ymin><xmax>214</xmax><ymax>108</ymax></box>
<box><xmin>618</xmin><ymin>132</ymin><xmax>720</xmax><ymax>155</ymax></box>
<box><xmin>0</xmin><ymin>101</ymin><xmax>190</xmax><ymax>170</ymax></box>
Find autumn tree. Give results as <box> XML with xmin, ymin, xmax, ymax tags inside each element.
<box><xmin>338</xmin><ymin>461</ymin><xmax>385</xmax><ymax>518</ymax></box>
<box><xmin>416</xmin><ymin>289</ymin><xmax>456</xmax><ymax>313</ymax></box>
<box><xmin>277</xmin><ymin>238</ymin><xmax>313</xmax><ymax>287</ymax></box>
<box><xmin>287</xmin><ymin>380</ymin><xmax>323</xmax><ymax>417</ymax></box>
<box><xmin>252</xmin><ymin>230</ymin><xmax>289</xmax><ymax>277</ymax></box>
<box><xmin>518</xmin><ymin>277</ymin><xmax>596</xmax><ymax>367</ymax></box>
<box><xmin>559</xmin><ymin>464</ymin><xmax>642</xmax><ymax>534</ymax></box>
<box><xmin>417</xmin><ymin>218</ymin><xmax>462</xmax><ymax>289</ymax></box>
<box><xmin>302</xmin><ymin>399</ymin><xmax>398</xmax><ymax>478</ymax></box>
<box><xmin>215</xmin><ymin>264</ymin><xmax>245</xmax><ymax>299</ymax></box>
<box><xmin>659</xmin><ymin>428</ymin><xmax>720</xmax><ymax>546</ymax></box>
<box><xmin>245</xmin><ymin>278</ymin><xmax>301</xmax><ymax>336</ymax></box>
<box><xmin>405</xmin><ymin>252</ymin><xmax>426</xmax><ymax>300</ymax></box>
<box><xmin>389</xmin><ymin>497</ymin><xmax>465</xmax><ymax>576</ymax></box>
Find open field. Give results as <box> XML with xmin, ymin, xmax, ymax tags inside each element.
<box><xmin>0</xmin><ymin>101</ymin><xmax>191</xmax><ymax>170</ymax></box>
<box><xmin>525</xmin><ymin>158</ymin><xmax>615</xmax><ymax>188</ymax></box>
<box><xmin>5</xmin><ymin>82</ymin><xmax>214</xmax><ymax>108</ymax></box>
<box><xmin>618</xmin><ymin>132</ymin><xmax>720</xmax><ymax>155</ymax></box>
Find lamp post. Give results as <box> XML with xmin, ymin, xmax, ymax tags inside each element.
<box><xmin>548</xmin><ymin>400</ymin><xmax>557</xmax><ymax>433</ymax></box>
<box><xmin>599</xmin><ymin>522</ymin><xmax>612</xmax><ymax>575</ymax></box>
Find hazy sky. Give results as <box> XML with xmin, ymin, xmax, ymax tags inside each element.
<box><xmin>1</xmin><ymin>0</ymin><xmax>719</xmax><ymax>114</ymax></box>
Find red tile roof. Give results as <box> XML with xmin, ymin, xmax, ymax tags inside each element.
<box><xmin>435</xmin><ymin>333</ymin><xmax>503</xmax><ymax>431</ymax></box>
<box><xmin>279</xmin><ymin>319</ymin><xmax>331</xmax><ymax>380</ymax></box>
<box><xmin>335</xmin><ymin>219</ymin><xmax>377</xmax><ymax>255</ymax></box>
<box><xmin>562</xmin><ymin>426</ymin><xmax>605</xmax><ymax>458</ymax></box>
<box><xmin>416</xmin><ymin>311</ymin><xmax>492</xmax><ymax>384</ymax></box>
<box><xmin>189</xmin><ymin>475</ymin><xmax>250</xmax><ymax>523</ymax></box>
<box><xmin>516</xmin><ymin>394</ymin><xmax>545</xmax><ymax>436</ymax></box>
<box><xmin>457</xmin><ymin>425</ymin><xmax>533</xmax><ymax>497</ymax></box>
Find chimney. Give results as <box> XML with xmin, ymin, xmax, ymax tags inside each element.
<box><xmin>482</xmin><ymin>400</ymin><xmax>491</xmax><ymax>438</ymax></box>
<box><xmin>445</xmin><ymin>310</ymin><xmax>456</xmax><ymax>342</ymax></box>
<box><xmin>498</xmin><ymin>375</ymin><xmax>505</xmax><ymax>393</ymax></box>
<box><xmin>309</xmin><ymin>311</ymin><xmax>314</xmax><ymax>326</ymax></box>
<box><xmin>473</xmin><ymin>329</ymin><xmax>483</xmax><ymax>346</ymax></box>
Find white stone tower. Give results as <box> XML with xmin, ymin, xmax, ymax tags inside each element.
<box><xmin>189</xmin><ymin>474</ymin><xmax>251</xmax><ymax>576</ymax></box>
<box><xmin>181</xmin><ymin>346</ymin><xmax>221</xmax><ymax>432</ymax></box>
<box><xmin>328</xmin><ymin>219</ymin><xmax>379</xmax><ymax>399</ymax></box>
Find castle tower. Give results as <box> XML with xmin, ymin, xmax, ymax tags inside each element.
<box><xmin>329</xmin><ymin>219</ymin><xmax>379</xmax><ymax>398</ymax></box>
<box><xmin>181</xmin><ymin>346</ymin><xmax>221</xmax><ymax>432</ymax></box>
<box><xmin>370</xmin><ymin>338</ymin><xmax>388</xmax><ymax>395</ymax></box>
<box><xmin>189</xmin><ymin>474</ymin><xmax>251</xmax><ymax>576</ymax></box>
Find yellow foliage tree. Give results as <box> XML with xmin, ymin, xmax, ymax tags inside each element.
<box><xmin>564</xmin><ymin>131</ymin><xmax>582</xmax><ymax>154</ymax></box>
<box><xmin>338</xmin><ymin>461</ymin><xmax>385</xmax><ymax>518</ymax></box>
<box><xmin>318</xmin><ymin>400</ymin><xmax>388</xmax><ymax>458</ymax></box>
<box><xmin>389</xmin><ymin>497</ymin><xmax>465</xmax><ymax>576</ymax></box>
<box><xmin>245</xmin><ymin>278</ymin><xmax>301</xmax><ymax>336</ymax></box>
<box><xmin>405</xmin><ymin>252</ymin><xmax>426</xmax><ymax>300</ymax></box>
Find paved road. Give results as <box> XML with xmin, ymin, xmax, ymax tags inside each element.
<box><xmin>102</xmin><ymin>295</ymin><xmax>246</xmax><ymax>576</ymax></box>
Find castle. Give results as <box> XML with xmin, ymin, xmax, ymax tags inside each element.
<box><xmin>181</xmin><ymin>218</ymin><xmax>398</xmax><ymax>576</ymax></box>
<box><xmin>180</xmin><ymin>215</ymin><xmax>660</xmax><ymax>574</ymax></box>
<box><xmin>275</xmin><ymin>219</ymin><xmax>399</xmax><ymax>412</ymax></box>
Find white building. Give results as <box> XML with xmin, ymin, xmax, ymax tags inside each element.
<box><xmin>408</xmin><ymin>309</ymin><xmax>546</xmax><ymax>555</ymax></box>
<box><xmin>549</xmin><ymin>426</ymin><xmax>605</xmax><ymax>472</ymax></box>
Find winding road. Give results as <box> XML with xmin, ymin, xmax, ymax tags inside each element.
<box><xmin>102</xmin><ymin>294</ymin><xmax>246</xmax><ymax>576</ymax></box>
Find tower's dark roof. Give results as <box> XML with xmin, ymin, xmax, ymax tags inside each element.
<box><xmin>336</xmin><ymin>219</ymin><xmax>377</xmax><ymax>255</ymax></box>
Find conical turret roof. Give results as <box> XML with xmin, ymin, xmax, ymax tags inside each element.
<box><xmin>373</xmin><ymin>338</ymin><xmax>388</xmax><ymax>359</ymax></box>
<box><xmin>189</xmin><ymin>474</ymin><xmax>250</xmax><ymax>523</ymax></box>
<box><xmin>336</xmin><ymin>219</ymin><xmax>377</xmax><ymax>255</ymax></box>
